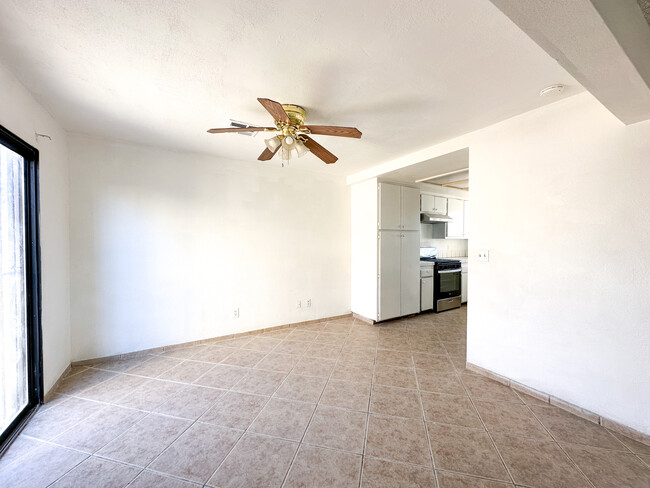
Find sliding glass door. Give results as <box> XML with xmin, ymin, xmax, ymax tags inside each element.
<box><xmin>0</xmin><ymin>125</ymin><xmax>42</xmax><ymax>450</ymax></box>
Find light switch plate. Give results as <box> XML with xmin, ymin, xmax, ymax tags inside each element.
<box><xmin>477</xmin><ymin>249</ymin><xmax>489</xmax><ymax>262</ymax></box>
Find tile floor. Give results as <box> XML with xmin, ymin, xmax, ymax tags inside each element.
<box><xmin>1</xmin><ymin>307</ymin><xmax>649</xmax><ymax>487</ymax></box>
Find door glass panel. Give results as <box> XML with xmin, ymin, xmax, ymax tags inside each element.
<box><xmin>0</xmin><ymin>143</ymin><xmax>28</xmax><ymax>434</ymax></box>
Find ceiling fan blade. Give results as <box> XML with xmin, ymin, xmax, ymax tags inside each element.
<box><xmin>257</xmin><ymin>98</ymin><xmax>290</xmax><ymax>124</ymax></box>
<box><xmin>302</xmin><ymin>135</ymin><xmax>338</xmax><ymax>164</ymax></box>
<box><xmin>258</xmin><ymin>145</ymin><xmax>280</xmax><ymax>161</ymax></box>
<box><xmin>300</xmin><ymin>125</ymin><xmax>362</xmax><ymax>139</ymax></box>
<box><xmin>207</xmin><ymin>127</ymin><xmax>274</xmax><ymax>134</ymax></box>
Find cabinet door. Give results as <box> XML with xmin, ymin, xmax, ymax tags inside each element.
<box><xmin>401</xmin><ymin>187</ymin><xmax>421</xmax><ymax>231</ymax></box>
<box><xmin>463</xmin><ymin>200</ymin><xmax>469</xmax><ymax>238</ymax></box>
<box><xmin>400</xmin><ymin>231</ymin><xmax>420</xmax><ymax>316</ymax></box>
<box><xmin>378</xmin><ymin>183</ymin><xmax>401</xmax><ymax>230</ymax></box>
<box><xmin>378</xmin><ymin>231</ymin><xmax>401</xmax><ymax>321</ymax></box>
<box><xmin>446</xmin><ymin>198</ymin><xmax>464</xmax><ymax>238</ymax></box>
<box><xmin>434</xmin><ymin>196</ymin><xmax>447</xmax><ymax>215</ymax></box>
<box><xmin>420</xmin><ymin>194</ymin><xmax>435</xmax><ymax>213</ymax></box>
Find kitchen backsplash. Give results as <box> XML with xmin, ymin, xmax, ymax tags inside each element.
<box><xmin>420</xmin><ymin>237</ymin><xmax>468</xmax><ymax>258</ymax></box>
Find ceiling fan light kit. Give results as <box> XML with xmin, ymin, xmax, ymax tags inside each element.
<box><xmin>207</xmin><ymin>98</ymin><xmax>362</xmax><ymax>166</ymax></box>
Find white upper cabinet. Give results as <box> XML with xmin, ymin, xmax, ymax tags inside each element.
<box><xmin>379</xmin><ymin>183</ymin><xmax>420</xmax><ymax>230</ymax></box>
<box><xmin>446</xmin><ymin>198</ymin><xmax>465</xmax><ymax>238</ymax></box>
<box><xmin>401</xmin><ymin>186</ymin><xmax>421</xmax><ymax>231</ymax></box>
<box><xmin>378</xmin><ymin>183</ymin><xmax>401</xmax><ymax>230</ymax></box>
<box><xmin>420</xmin><ymin>194</ymin><xmax>447</xmax><ymax>215</ymax></box>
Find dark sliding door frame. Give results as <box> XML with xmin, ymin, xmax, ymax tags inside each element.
<box><xmin>0</xmin><ymin>124</ymin><xmax>43</xmax><ymax>452</ymax></box>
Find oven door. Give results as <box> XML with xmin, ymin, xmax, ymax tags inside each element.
<box><xmin>436</xmin><ymin>269</ymin><xmax>461</xmax><ymax>299</ymax></box>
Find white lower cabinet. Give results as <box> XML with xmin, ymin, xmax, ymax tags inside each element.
<box><xmin>378</xmin><ymin>230</ymin><xmax>420</xmax><ymax>321</ymax></box>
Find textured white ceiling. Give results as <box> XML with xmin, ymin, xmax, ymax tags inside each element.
<box><xmin>0</xmin><ymin>0</ymin><xmax>581</xmax><ymax>175</ymax></box>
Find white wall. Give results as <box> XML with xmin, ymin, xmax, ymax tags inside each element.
<box><xmin>68</xmin><ymin>135</ymin><xmax>351</xmax><ymax>360</ymax></box>
<box><xmin>467</xmin><ymin>94</ymin><xmax>650</xmax><ymax>434</ymax></box>
<box><xmin>0</xmin><ymin>61</ymin><xmax>71</xmax><ymax>393</ymax></box>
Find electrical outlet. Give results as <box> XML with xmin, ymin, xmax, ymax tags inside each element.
<box><xmin>296</xmin><ymin>300</ymin><xmax>301</xmax><ymax>309</ymax></box>
<box><xmin>306</xmin><ymin>299</ymin><xmax>311</xmax><ymax>308</ymax></box>
<box><xmin>477</xmin><ymin>249</ymin><xmax>490</xmax><ymax>262</ymax></box>
<box><xmin>233</xmin><ymin>308</ymin><xmax>240</xmax><ymax>318</ymax></box>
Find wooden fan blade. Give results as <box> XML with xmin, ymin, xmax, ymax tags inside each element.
<box><xmin>300</xmin><ymin>125</ymin><xmax>362</xmax><ymax>139</ymax></box>
<box><xmin>257</xmin><ymin>98</ymin><xmax>290</xmax><ymax>124</ymax></box>
<box><xmin>302</xmin><ymin>135</ymin><xmax>338</xmax><ymax>164</ymax></box>
<box><xmin>258</xmin><ymin>145</ymin><xmax>280</xmax><ymax>161</ymax></box>
<box><xmin>207</xmin><ymin>127</ymin><xmax>274</xmax><ymax>134</ymax></box>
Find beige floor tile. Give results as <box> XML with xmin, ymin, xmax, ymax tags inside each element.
<box><xmin>54</xmin><ymin>368</ymin><xmax>117</xmax><ymax>395</ymax></box>
<box><xmin>531</xmin><ymin>405</ymin><xmax>628</xmax><ymax>450</ymax></box>
<box><xmin>460</xmin><ymin>374</ymin><xmax>521</xmax><ymax>403</ymax></box>
<box><xmin>126</xmin><ymin>356</ymin><xmax>184</xmax><ymax>378</ymax></box>
<box><xmin>189</xmin><ymin>345</ymin><xmax>235</xmax><ymax>363</ymax></box>
<box><xmin>323</xmin><ymin>323</ymin><xmax>353</xmax><ymax>333</ymax></box>
<box><xmin>76</xmin><ymin>373</ymin><xmax>148</xmax><ymax>403</ymax></box>
<box><xmin>156</xmin><ymin>360</ymin><xmax>215</xmax><ymax>383</ymax></box>
<box><xmin>373</xmin><ymin>365</ymin><xmax>418</xmax><ymax>389</ymax></box>
<box><xmin>231</xmin><ymin>369</ymin><xmax>287</xmax><ymax>395</ymax></box>
<box><xmin>148</xmin><ymin>422</ymin><xmax>241</xmax><ymax>483</ymax></box>
<box><xmin>93</xmin><ymin>356</ymin><xmax>147</xmax><ymax>373</ymax></box>
<box><xmin>284</xmin><ymin>445</ymin><xmax>362</xmax><ymax>488</ymax></box>
<box><xmin>319</xmin><ymin>379</ymin><xmax>371</xmax><ymax>411</ymax></box>
<box><xmin>0</xmin><ymin>435</ymin><xmax>45</xmax><ymax>467</ymax></box>
<box><xmin>428</xmin><ymin>423</ymin><xmax>510</xmax><ymax>482</ymax></box>
<box><xmin>370</xmin><ymin>384</ymin><xmax>423</xmax><ymax>419</ymax></box>
<box><xmin>21</xmin><ymin>397</ymin><xmax>105</xmax><ymax>441</ymax></box>
<box><xmin>305</xmin><ymin>343</ymin><xmax>343</xmax><ymax>360</ymax></box>
<box><xmin>199</xmin><ymin>391</ymin><xmax>269</xmax><ymax>429</ymax></box>
<box><xmin>162</xmin><ymin>345</ymin><xmax>207</xmax><ymax>359</ymax></box>
<box><xmin>331</xmin><ymin>360</ymin><xmax>375</xmax><ymax>384</ymax></box>
<box><xmin>113</xmin><ymin>379</ymin><xmax>184</xmax><ymax>411</ymax></box>
<box><xmin>491</xmin><ymin>433</ymin><xmax>592</xmax><ymax>488</ymax></box>
<box><xmin>220</xmin><ymin>349</ymin><xmax>267</xmax><ymax>367</ymax></box>
<box><xmin>442</xmin><ymin>342</ymin><xmax>466</xmax><ymax>357</ymax></box>
<box><xmin>421</xmin><ymin>391</ymin><xmax>483</xmax><ymax>428</ymax></box>
<box><xmin>192</xmin><ymin>364</ymin><xmax>250</xmax><ymax>389</ymax></box>
<box><xmin>513</xmin><ymin>390</ymin><xmax>550</xmax><ymax>407</ymax></box>
<box><xmin>153</xmin><ymin>384</ymin><xmax>225</xmax><ymax>420</ymax></box>
<box><xmin>129</xmin><ymin>470</ymin><xmax>202</xmax><ymax>488</ymax></box>
<box><xmin>410</xmin><ymin>340</ymin><xmax>448</xmax><ymax>356</ymax></box>
<box><xmin>242</xmin><ymin>336</ymin><xmax>283</xmax><ymax>351</ymax></box>
<box><xmin>96</xmin><ymin>413</ymin><xmax>191</xmax><ymax>467</ymax></box>
<box><xmin>412</xmin><ymin>353</ymin><xmax>455</xmax><ymax>372</ymax></box>
<box><xmin>562</xmin><ymin>441</ymin><xmax>650</xmax><ymax>488</ymax></box>
<box><xmin>273</xmin><ymin>374</ymin><xmax>327</xmax><ymax>403</ymax></box>
<box><xmin>49</xmin><ymin>456</ymin><xmax>141</xmax><ymax>488</ymax></box>
<box><xmin>377</xmin><ymin>338</ymin><xmax>411</xmax><ymax>351</ymax></box>
<box><xmin>416</xmin><ymin>370</ymin><xmax>466</xmax><ymax>395</ymax></box>
<box><xmin>254</xmin><ymin>352</ymin><xmax>301</xmax><ymax>372</ymax></box>
<box><xmin>361</xmin><ymin>457</ymin><xmax>436</xmax><ymax>487</ymax></box>
<box><xmin>207</xmin><ymin>433</ymin><xmax>298</xmax><ymax>488</ymax></box>
<box><xmin>314</xmin><ymin>332</ymin><xmax>348</xmax><ymax>345</ymax></box>
<box><xmin>218</xmin><ymin>336</ymin><xmax>253</xmax><ymax>348</ymax></box>
<box><xmin>435</xmin><ymin>470</ymin><xmax>515</xmax><ymax>487</ymax></box>
<box><xmin>249</xmin><ymin>398</ymin><xmax>315</xmax><ymax>441</ymax></box>
<box><xmin>375</xmin><ymin>349</ymin><xmax>414</xmax><ymax>368</ymax></box>
<box><xmin>291</xmin><ymin>357</ymin><xmax>337</xmax><ymax>377</ymax></box>
<box><xmin>303</xmin><ymin>405</ymin><xmax>367</xmax><ymax>453</ymax></box>
<box><xmin>286</xmin><ymin>330</ymin><xmax>320</xmax><ymax>342</ymax></box>
<box><xmin>52</xmin><ymin>405</ymin><xmax>146</xmax><ymax>453</ymax></box>
<box><xmin>274</xmin><ymin>340</ymin><xmax>311</xmax><ymax>354</ymax></box>
<box><xmin>366</xmin><ymin>415</ymin><xmax>431</xmax><ymax>467</ymax></box>
<box><xmin>475</xmin><ymin>400</ymin><xmax>550</xmax><ymax>440</ymax></box>
<box><xmin>0</xmin><ymin>444</ymin><xmax>88</xmax><ymax>488</ymax></box>
<box><xmin>610</xmin><ymin>431</ymin><xmax>650</xmax><ymax>456</ymax></box>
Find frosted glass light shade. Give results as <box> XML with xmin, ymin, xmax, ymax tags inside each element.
<box><xmin>280</xmin><ymin>147</ymin><xmax>292</xmax><ymax>161</ymax></box>
<box><xmin>295</xmin><ymin>140</ymin><xmax>309</xmax><ymax>157</ymax></box>
<box><xmin>265</xmin><ymin>136</ymin><xmax>282</xmax><ymax>152</ymax></box>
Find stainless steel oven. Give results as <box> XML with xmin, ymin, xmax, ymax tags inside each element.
<box><xmin>434</xmin><ymin>260</ymin><xmax>462</xmax><ymax>312</ymax></box>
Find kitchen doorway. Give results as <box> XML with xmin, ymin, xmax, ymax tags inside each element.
<box><xmin>0</xmin><ymin>124</ymin><xmax>42</xmax><ymax>452</ymax></box>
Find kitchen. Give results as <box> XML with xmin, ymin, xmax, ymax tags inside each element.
<box><xmin>350</xmin><ymin>154</ymin><xmax>469</xmax><ymax>323</ymax></box>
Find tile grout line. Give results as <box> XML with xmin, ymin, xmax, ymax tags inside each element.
<box><xmin>358</xmin><ymin>330</ymin><xmax>379</xmax><ymax>488</ymax></box>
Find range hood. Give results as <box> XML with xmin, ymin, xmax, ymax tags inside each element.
<box><xmin>420</xmin><ymin>212</ymin><xmax>453</xmax><ymax>223</ymax></box>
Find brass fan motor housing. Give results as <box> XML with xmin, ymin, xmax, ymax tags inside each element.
<box><xmin>281</xmin><ymin>104</ymin><xmax>306</xmax><ymax>127</ymax></box>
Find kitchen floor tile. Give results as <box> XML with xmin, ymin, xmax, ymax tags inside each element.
<box><xmin>435</xmin><ymin>471</ymin><xmax>515</xmax><ymax>487</ymax></box>
<box><xmin>126</xmin><ymin>356</ymin><xmax>183</xmax><ymax>378</ymax></box>
<box><xmin>273</xmin><ymin>374</ymin><xmax>327</xmax><ymax>403</ymax></box>
<box><xmin>153</xmin><ymin>384</ymin><xmax>225</xmax><ymax>420</ymax></box>
<box><xmin>460</xmin><ymin>374</ymin><xmax>522</xmax><ymax>403</ymax></box>
<box><xmin>207</xmin><ymin>433</ymin><xmax>298</xmax><ymax>488</ymax></box>
<box><xmin>303</xmin><ymin>405</ymin><xmax>367</xmax><ymax>453</ymax></box>
<box><xmin>291</xmin><ymin>357</ymin><xmax>337</xmax><ymax>377</ymax></box>
<box><xmin>21</xmin><ymin>397</ymin><xmax>105</xmax><ymax>441</ymax></box>
<box><xmin>128</xmin><ymin>470</ymin><xmax>202</xmax><ymax>488</ymax></box>
<box><xmin>112</xmin><ymin>379</ymin><xmax>184</xmax><ymax>411</ymax></box>
<box><xmin>249</xmin><ymin>398</ymin><xmax>315</xmax><ymax>441</ymax></box>
<box><xmin>156</xmin><ymin>360</ymin><xmax>215</xmax><ymax>383</ymax></box>
<box><xmin>320</xmin><ymin>378</ymin><xmax>371</xmax><ymax>411</ymax></box>
<box><xmin>420</xmin><ymin>391</ymin><xmax>483</xmax><ymax>428</ymax></box>
<box><xmin>373</xmin><ymin>365</ymin><xmax>418</xmax><ymax>389</ymax></box>
<box><xmin>284</xmin><ymin>444</ymin><xmax>362</xmax><ymax>488</ymax></box>
<box><xmin>199</xmin><ymin>391</ymin><xmax>269</xmax><ymax>429</ymax></box>
<box><xmin>231</xmin><ymin>368</ymin><xmax>287</xmax><ymax>396</ymax></box>
<box><xmin>0</xmin><ymin>444</ymin><xmax>88</xmax><ymax>488</ymax></box>
<box><xmin>220</xmin><ymin>349</ymin><xmax>267</xmax><ymax>368</ymax></box>
<box><xmin>49</xmin><ymin>456</ymin><xmax>140</xmax><ymax>488</ymax></box>
<box><xmin>192</xmin><ymin>364</ymin><xmax>250</xmax><ymax>389</ymax></box>
<box><xmin>189</xmin><ymin>346</ymin><xmax>235</xmax><ymax>363</ymax></box>
<box><xmin>416</xmin><ymin>370</ymin><xmax>467</xmax><ymax>395</ymax></box>
<box><xmin>427</xmin><ymin>423</ymin><xmax>510</xmax><ymax>482</ymax></box>
<box><xmin>148</xmin><ymin>422</ymin><xmax>242</xmax><ymax>484</ymax></box>
<box><xmin>475</xmin><ymin>400</ymin><xmax>551</xmax><ymax>440</ymax></box>
<box><xmin>365</xmin><ymin>414</ymin><xmax>431</xmax><ymax>467</ymax></box>
<box><xmin>370</xmin><ymin>384</ymin><xmax>423</xmax><ymax>419</ymax></box>
<box><xmin>331</xmin><ymin>360</ymin><xmax>374</xmax><ymax>383</ymax></box>
<box><xmin>361</xmin><ymin>457</ymin><xmax>436</xmax><ymax>487</ymax></box>
<box><xmin>254</xmin><ymin>352</ymin><xmax>300</xmax><ymax>372</ymax></box>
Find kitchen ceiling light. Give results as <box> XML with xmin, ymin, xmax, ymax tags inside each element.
<box><xmin>295</xmin><ymin>140</ymin><xmax>310</xmax><ymax>157</ymax></box>
<box><xmin>265</xmin><ymin>135</ymin><xmax>282</xmax><ymax>151</ymax></box>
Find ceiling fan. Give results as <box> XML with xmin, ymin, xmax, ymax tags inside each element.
<box><xmin>207</xmin><ymin>98</ymin><xmax>362</xmax><ymax>165</ymax></box>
